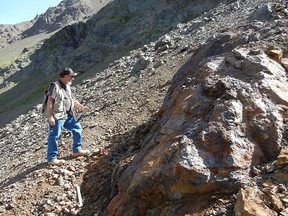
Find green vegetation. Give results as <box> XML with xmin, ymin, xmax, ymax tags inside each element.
<box><xmin>147</xmin><ymin>26</ymin><xmax>161</xmax><ymax>39</ymax></box>
<box><xmin>115</xmin><ymin>4</ymin><xmax>127</xmax><ymax>10</ymax></box>
<box><xmin>0</xmin><ymin>46</ymin><xmax>37</xmax><ymax>70</ymax></box>
<box><xmin>0</xmin><ymin>47</ymin><xmax>40</xmax><ymax>110</ymax></box>
<box><xmin>109</xmin><ymin>13</ymin><xmax>136</xmax><ymax>32</ymax></box>
<box><xmin>21</xmin><ymin>48</ymin><xmax>36</xmax><ymax>59</ymax></box>
<box><xmin>0</xmin><ymin>76</ymin><xmax>53</xmax><ymax>113</ymax></box>
<box><xmin>0</xmin><ymin>57</ymin><xmax>17</xmax><ymax>71</ymax></box>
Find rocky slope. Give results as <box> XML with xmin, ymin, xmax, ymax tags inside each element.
<box><xmin>0</xmin><ymin>0</ymin><xmax>288</xmax><ymax>215</ymax></box>
<box><xmin>0</xmin><ymin>0</ymin><xmax>225</xmax><ymax>127</ymax></box>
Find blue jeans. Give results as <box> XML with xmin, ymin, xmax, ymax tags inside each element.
<box><xmin>47</xmin><ymin>114</ymin><xmax>83</xmax><ymax>162</ymax></box>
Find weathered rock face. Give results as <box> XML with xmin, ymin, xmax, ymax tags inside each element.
<box><xmin>105</xmin><ymin>24</ymin><xmax>288</xmax><ymax>215</ymax></box>
<box><xmin>234</xmin><ymin>186</ymin><xmax>278</xmax><ymax>216</ymax></box>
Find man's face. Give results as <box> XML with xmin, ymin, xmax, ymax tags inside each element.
<box><xmin>67</xmin><ymin>75</ymin><xmax>75</xmax><ymax>85</ymax></box>
<box><xmin>62</xmin><ymin>75</ymin><xmax>75</xmax><ymax>85</ymax></box>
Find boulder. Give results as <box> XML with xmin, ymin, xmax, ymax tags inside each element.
<box><xmin>105</xmin><ymin>28</ymin><xmax>288</xmax><ymax>215</ymax></box>
<box><xmin>234</xmin><ymin>187</ymin><xmax>277</xmax><ymax>216</ymax></box>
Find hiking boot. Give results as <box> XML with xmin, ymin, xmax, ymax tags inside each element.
<box><xmin>73</xmin><ymin>150</ymin><xmax>91</xmax><ymax>157</ymax></box>
<box><xmin>48</xmin><ymin>159</ymin><xmax>65</xmax><ymax>166</ymax></box>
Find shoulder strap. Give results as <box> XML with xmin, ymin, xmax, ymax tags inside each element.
<box><xmin>42</xmin><ymin>82</ymin><xmax>57</xmax><ymax>114</ymax></box>
<box><xmin>53</xmin><ymin>81</ymin><xmax>60</xmax><ymax>89</ymax></box>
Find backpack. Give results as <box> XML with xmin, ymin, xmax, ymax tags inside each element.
<box><xmin>41</xmin><ymin>89</ymin><xmax>49</xmax><ymax>114</ymax></box>
<box><xmin>41</xmin><ymin>82</ymin><xmax>59</xmax><ymax>114</ymax></box>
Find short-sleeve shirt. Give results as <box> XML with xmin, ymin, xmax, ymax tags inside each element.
<box><xmin>48</xmin><ymin>80</ymin><xmax>72</xmax><ymax>112</ymax></box>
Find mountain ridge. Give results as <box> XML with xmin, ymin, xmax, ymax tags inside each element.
<box><xmin>0</xmin><ymin>0</ymin><xmax>111</xmax><ymax>49</ymax></box>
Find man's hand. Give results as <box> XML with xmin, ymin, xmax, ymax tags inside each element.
<box><xmin>47</xmin><ymin>96</ymin><xmax>55</xmax><ymax>126</ymax></box>
<box><xmin>48</xmin><ymin>116</ymin><xmax>55</xmax><ymax>126</ymax></box>
<box><xmin>74</xmin><ymin>99</ymin><xmax>90</xmax><ymax>112</ymax></box>
<box><xmin>82</xmin><ymin>106</ymin><xmax>90</xmax><ymax>112</ymax></box>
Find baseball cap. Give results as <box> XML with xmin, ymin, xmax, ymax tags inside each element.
<box><xmin>59</xmin><ymin>67</ymin><xmax>78</xmax><ymax>76</ymax></box>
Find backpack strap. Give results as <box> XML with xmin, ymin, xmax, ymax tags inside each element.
<box><xmin>41</xmin><ymin>81</ymin><xmax>60</xmax><ymax>114</ymax></box>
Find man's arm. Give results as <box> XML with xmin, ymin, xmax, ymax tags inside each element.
<box><xmin>74</xmin><ymin>99</ymin><xmax>90</xmax><ymax>112</ymax></box>
<box><xmin>47</xmin><ymin>96</ymin><xmax>56</xmax><ymax>126</ymax></box>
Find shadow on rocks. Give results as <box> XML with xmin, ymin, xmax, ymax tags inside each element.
<box><xmin>78</xmin><ymin>114</ymin><xmax>158</xmax><ymax>216</ymax></box>
<box><xmin>0</xmin><ymin>162</ymin><xmax>47</xmax><ymax>189</ymax></box>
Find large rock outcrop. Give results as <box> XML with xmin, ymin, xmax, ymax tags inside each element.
<box><xmin>104</xmin><ymin>24</ymin><xmax>288</xmax><ymax>215</ymax></box>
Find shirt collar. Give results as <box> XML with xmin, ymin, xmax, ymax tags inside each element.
<box><xmin>58</xmin><ymin>80</ymin><xmax>66</xmax><ymax>90</ymax></box>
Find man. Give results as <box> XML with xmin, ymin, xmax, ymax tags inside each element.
<box><xmin>46</xmin><ymin>67</ymin><xmax>90</xmax><ymax>166</ymax></box>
